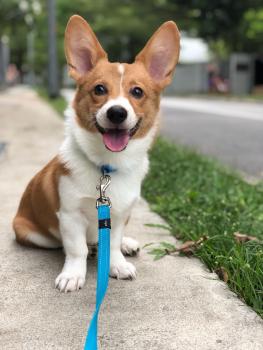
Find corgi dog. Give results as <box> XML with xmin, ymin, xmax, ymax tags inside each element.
<box><xmin>13</xmin><ymin>15</ymin><xmax>180</xmax><ymax>292</ymax></box>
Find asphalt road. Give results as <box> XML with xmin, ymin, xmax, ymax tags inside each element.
<box><xmin>160</xmin><ymin>97</ymin><xmax>263</xmax><ymax>180</ymax></box>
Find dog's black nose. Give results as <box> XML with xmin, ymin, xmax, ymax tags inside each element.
<box><xmin>107</xmin><ymin>105</ymin><xmax>127</xmax><ymax>124</ymax></box>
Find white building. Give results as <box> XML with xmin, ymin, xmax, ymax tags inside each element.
<box><xmin>166</xmin><ymin>34</ymin><xmax>211</xmax><ymax>94</ymax></box>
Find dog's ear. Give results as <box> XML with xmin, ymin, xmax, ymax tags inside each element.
<box><xmin>135</xmin><ymin>21</ymin><xmax>180</xmax><ymax>87</ymax></box>
<box><xmin>65</xmin><ymin>15</ymin><xmax>107</xmax><ymax>80</ymax></box>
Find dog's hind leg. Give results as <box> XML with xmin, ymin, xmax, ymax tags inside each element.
<box><xmin>13</xmin><ymin>216</ymin><xmax>62</xmax><ymax>249</ymax></box>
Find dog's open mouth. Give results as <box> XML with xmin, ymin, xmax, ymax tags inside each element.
<box><xmin>96</xmin><ymin>119</ymin><xmax>141</xmax><ymax>152</ymax></box>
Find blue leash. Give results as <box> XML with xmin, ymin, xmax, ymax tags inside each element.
<box><xmin>84</xmin><ymin>166</ymin><xmax>114</xmax><ymax>349</ymax></box>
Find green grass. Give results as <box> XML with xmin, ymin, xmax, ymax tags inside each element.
<box><xmin>142</xmin><ymin>138</ymin><xmax>263</xmax><ymax>317</ymax></box>
<box><xmin>37</xmin><ymin>88</ymin><xmax>67</xmax><ymax>116</ymax></box>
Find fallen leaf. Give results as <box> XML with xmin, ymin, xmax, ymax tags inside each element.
<box><xmin>215</xmin><ymin>267</ymin><xmax>229</xmax><ymax>282</ymax></box>
<box><xmin>177</xmin><ymin>240</ymin><xmax>196</xmax><ymax>256</ymax></box>
<box><xmin>176</xmin><ymin>236</ymin><xmax>208</xmax><ymax>256</ymax></box>
<box><xmin>233</xmin><ymin>232</ymin><xmax>259</xmax><ymax>243</ymax></box>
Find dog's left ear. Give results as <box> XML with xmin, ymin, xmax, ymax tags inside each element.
<box><xmin>135</xmin><ymin>21</ymin><xmax>180</xmax><ymax>87</ymax></box>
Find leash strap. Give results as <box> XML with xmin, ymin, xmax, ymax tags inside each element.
<box><xmin>84</xmin><ymin>204</ymin><xmax>111</xmax><ymax>350</ymax></box>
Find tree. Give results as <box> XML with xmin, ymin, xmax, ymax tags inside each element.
<box><xmin>183</xmin><ymin>0</ymin><xmax>263</xmax><ymax>54</ymax></box>
<box><xmin>0</xmin><ymin>0</ymin><xmax>42</xmax><ymax>76</ymax></box>
<box><xmin>243</xmin><ymin>8</ymin><xmax>263</xmax><ymax>52</ymax></box>
<box><xmin>2</xmin><ymin>0</ymin><xmax>263</xmax><ymax>85</ymax></box>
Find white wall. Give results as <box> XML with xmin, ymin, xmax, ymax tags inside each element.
<box><xmin>166</xmin><ymin>63</ymin><xmax>209</xmax><ymax>94</ymax></box>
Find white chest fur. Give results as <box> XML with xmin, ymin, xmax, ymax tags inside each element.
<box><xmin>58</xmin><ymin>109</ymin><xmax>157</xmax><ymax>231</ymax></box>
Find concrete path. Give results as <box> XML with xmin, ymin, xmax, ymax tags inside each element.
<box><xmin>161</xmin><ymin>97</ymin><xmax>263</xmax><ymax>181</ymax></box>
<box><xmin>0</xmin><ymin>86</ymin><xmax>263</xmax><ymax>350</ymax></box>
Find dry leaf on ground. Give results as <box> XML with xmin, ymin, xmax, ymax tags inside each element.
<box><xmin>233</xmin><ymin>232</ymin><xmax>259</xmax><ymax>243</ymax></box>
<box><xmin>215</xmin><ymin>266</ymin><xmax>228</xmax><ymax>282</ymax></box>
<box><xmin>215</xmin><ymin>267</ymin><xmax>229</xmax><ymax>282</ymax></box>
<box><xmin>176</xmin><ymin>236</ymin><xmax>208</xmax><ymax>256</ymax></box>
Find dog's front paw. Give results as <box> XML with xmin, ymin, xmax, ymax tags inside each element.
<box><xmin>110</xmin><ymin>252</ymin><xmax>137</xmax><ymax>280</ymax></box>
<box><xmin>121</xmin><ymin>236</ymin><xmax>140</xmax><ymax>256</ymax></box>
<box><xmin>55</xmin><ymin>257</ymin><xmax>86</xmax><ymax>292</ymax></box>
<box><xmin>55</xmin><ymin>272</ymin><xmax>85</xmax><ymax>292</ymax></box>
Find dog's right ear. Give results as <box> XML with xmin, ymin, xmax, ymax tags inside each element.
<box><xmin>65</xmin><ymin>15</ymin><xmax>107</xmax><ymax>81</ymax></box>
<box><xmin>135</xmin><ymin>21</ymin><xmax>180</xmax><ymax>88</ymax></box>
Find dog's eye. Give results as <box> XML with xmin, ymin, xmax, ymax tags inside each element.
<box><xmin>94</xmin><ymin>84</ymin><xmax>108</xmax><ymax>96</ymax></box>
<box><xmin>130</xmin><ymin>86</ymin><xmax>144</xmax><ymax>99</ymax></box>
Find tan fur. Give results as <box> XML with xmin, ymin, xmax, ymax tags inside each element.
<box><xmin>65</xmin><ymin>16</ymin><xmax>180</xmax><ymax>140</ymax></box>
<box><xmin>13</xmin><ymin>157</ymin><xmax>69</xmax><ymax>247</ymax></box>
<box><xmin>73</xmin><ymin>60</ymin><xmax>124</xmax><ymax>130</ymax></box>
<box><xmin>72</xmin><ymin>60</ymin><xmax>161</xmax><ymax>139</ymax></box>
<box><xmin>64</xmin><ymin>15</ymin><xmax>107</xmax><ymax>81</ymax></box>
<box><xmin>135</xmin><ymin>21</ymin><xmax>180</xmax><ymax>88</ymax></box>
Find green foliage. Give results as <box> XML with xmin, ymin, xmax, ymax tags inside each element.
<box><xmin>0</xmin><ymin>0</ymin><xmax>43</xmax><ymax>73</ymax></box>
<box><xmin>243</xmin><ymin>9</ymin><xmax>263</xmax><ymax>52</ymax></box>
<box><xmin>3</xmin><ymin>0</ymin><xmax>263</xmax><ymax>80</ymax></box>
<box><xmin>55</xmin><ymin>0</ymin><xmax>185</xmax><ymax>63</ymax></box>
<box><xmin>143</xmin><ymin>138</ymin><xmax>263</xmax><ymax>317</ymax></box>
<box><xmin>187</xmin><ymin>0</ymin><xmax>263</xmax><ymax>53</ymax></box>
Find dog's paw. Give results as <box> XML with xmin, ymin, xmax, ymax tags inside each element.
<box><xmin>121</xmin><ymin>236</ymin><xmax>140</xmax><ymax>257</ymax></box>
<box><xmin>55</xmin><ymin>257</ymin><xmax>86</xmax><ymax>293</ymax></box>
<box><xmin>110</xmin><ymin>259</ymin><xmax>137</xmax><ymax>280</ymax></box>
<box><xmin>55</xmin><ymin>272</ymin><xmax>85</xmax><ymax>293</ymax></box>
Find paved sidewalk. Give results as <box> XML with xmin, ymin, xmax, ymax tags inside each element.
<box><xmin>0</xmin><ymin>86</ymin><xmax>262</xmax><ymax>350</ymax></box>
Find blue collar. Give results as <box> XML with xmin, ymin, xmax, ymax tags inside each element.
<box><xmin>100</xmin><ymin>164</ymin><xmax>117</xmax><ymax>175</ymax></box>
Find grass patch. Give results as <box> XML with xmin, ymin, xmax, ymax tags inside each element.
<box><xmin>37</xmin><ymin>87</ymin><xmax>67</xmax><ymax>116</ymax></box>
<box><xmin>143</xmin><ymin>138</ymin><xmax>263</xmax><ymax>317</ymax></box>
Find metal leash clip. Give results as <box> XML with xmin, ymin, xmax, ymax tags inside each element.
<box><xmin>96</xmin><ymin>174</ymin><xmax>112</xmax><ymax>208</ymax></box>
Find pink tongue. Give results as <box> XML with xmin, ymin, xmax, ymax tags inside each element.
<box><xmin>103</xmin><ymin>130</ymin><xmax>130</xmax><ymax>152</ymax></box>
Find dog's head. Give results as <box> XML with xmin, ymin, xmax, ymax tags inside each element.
<box><xmin>65</xmin><ymin>15</ymin><xmax>180</xmax><ymax>152</ymax></box>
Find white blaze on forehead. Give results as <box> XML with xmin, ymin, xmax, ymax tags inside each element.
<box><xmin>118</xmin><ymin>63</ymin><xmax>125</xmax><ymax>75</ymax></box>
<box><xmin>118</xmin><ymin>64</ymin><xmax>125</xmax><ymax>95</ymax></box>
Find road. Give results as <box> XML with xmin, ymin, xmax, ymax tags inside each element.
<box><xmin>161</xmin><ymin>97</ymin><xmax>263</xmax><ymax>180</ymax></box>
